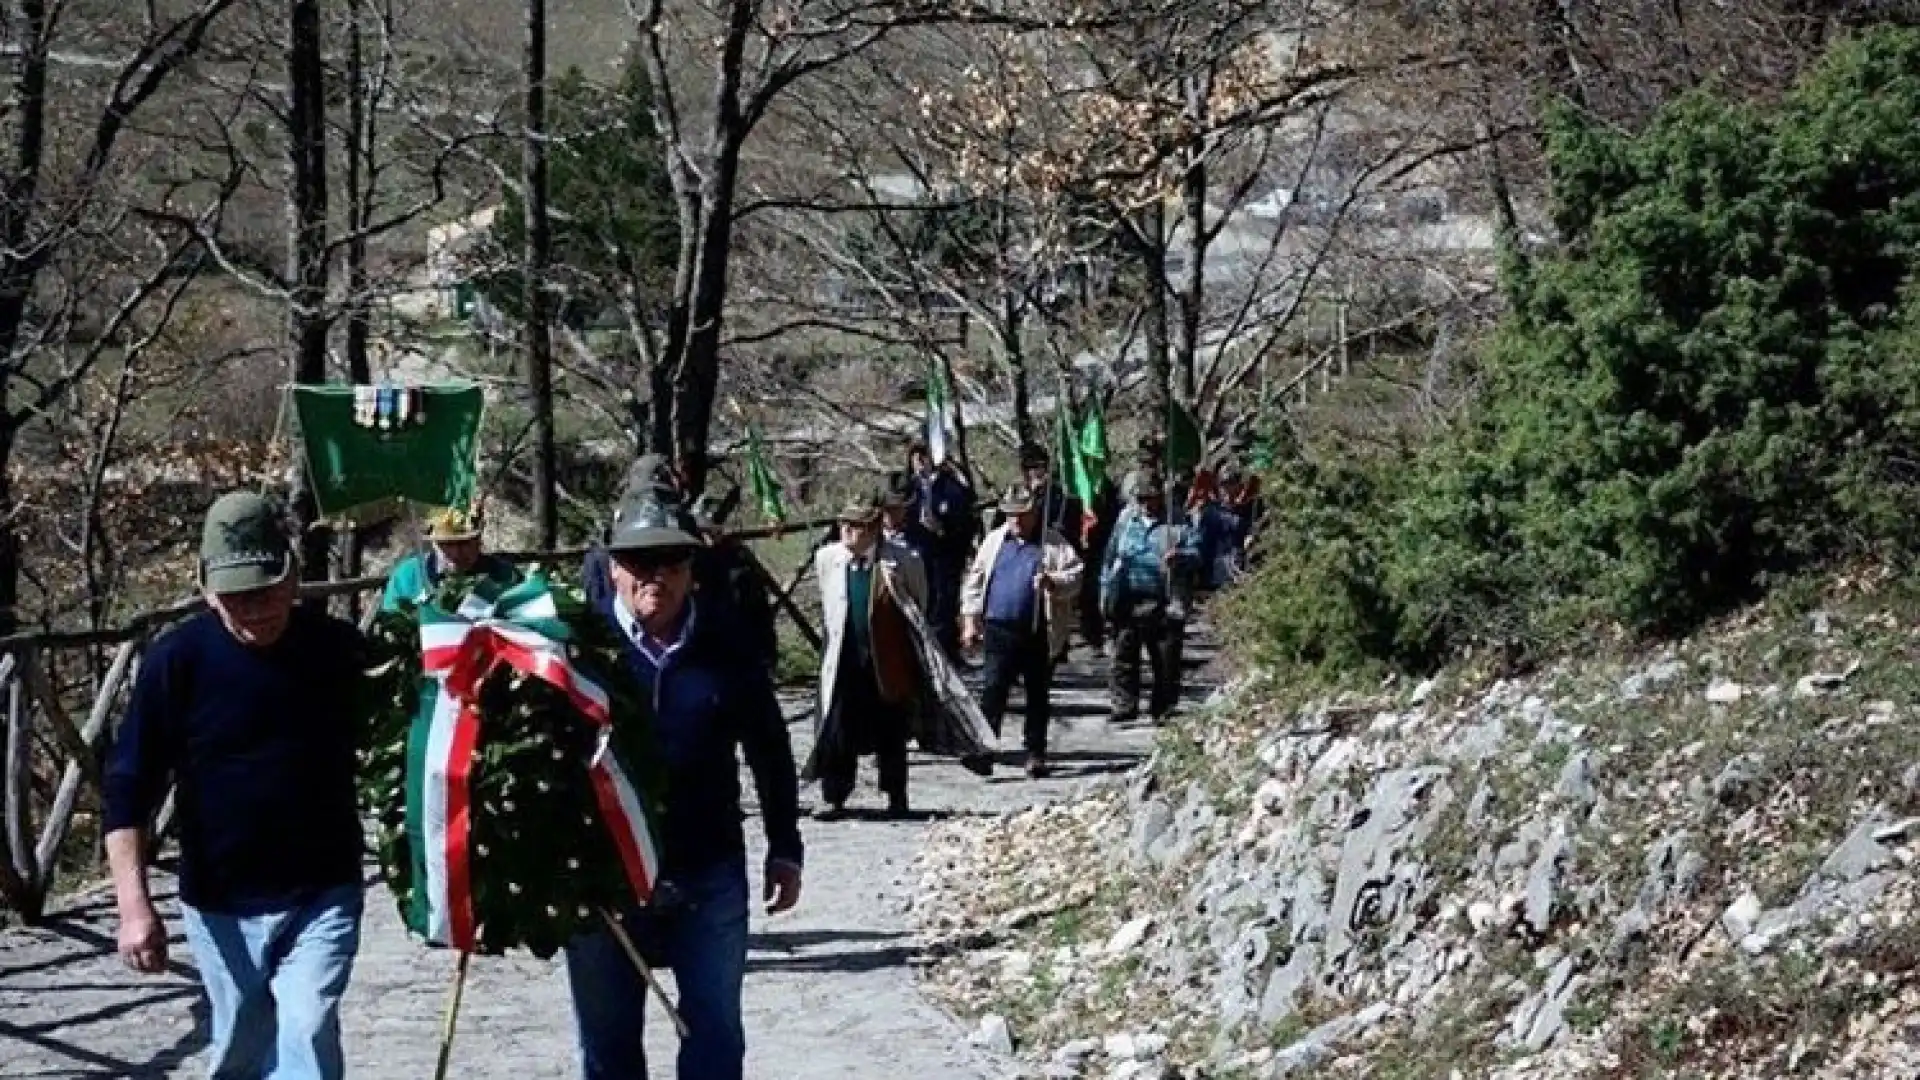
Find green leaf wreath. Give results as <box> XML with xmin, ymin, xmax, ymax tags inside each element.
<box><xmin>358</xmin><ymin>569</ymin><xmax>666</xmax><ymax>959</ymax></box>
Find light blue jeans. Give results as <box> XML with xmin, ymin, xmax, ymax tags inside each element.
<box><xmin>179</xmin><ymin>884</ymin><xmax>364</xmax><ymax>1080</ymax></box>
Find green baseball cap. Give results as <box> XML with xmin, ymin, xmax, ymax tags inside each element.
<box><xmin>200</xmin><ymin>492</ymin><xmax>292</xmax><ymax>594</ymax></box>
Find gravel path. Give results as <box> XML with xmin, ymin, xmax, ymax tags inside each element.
<box><xmin>0</xmin><ymin>641</ymin><xmax>1210</xmax><ymax>1079</ymax></box>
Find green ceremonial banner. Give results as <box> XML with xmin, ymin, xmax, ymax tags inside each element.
<box><xmin>291</xmin><ymin>383</ymin><xmax>484</xmax><ymax>521</ymax></box>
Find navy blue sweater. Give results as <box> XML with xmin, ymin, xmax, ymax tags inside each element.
<box><xmin>595</xmin><ymin>593</ymin><xmax>803</xmax><ymax>874</ymax></box>
<box><xmin>103</xmin><ymin>609</ymin><xmax>366</xmax><ymax>913</ymax></box>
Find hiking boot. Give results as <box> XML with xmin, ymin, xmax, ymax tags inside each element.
<box><xmin>959</xmin><ymin>752</ymin><xmax>995</xmax><ymax>777</ymax></box>
<box><xmin>1025</xmin><ymin>752</ymin><xmax>1051</xmax><ymax>779</ymax></box>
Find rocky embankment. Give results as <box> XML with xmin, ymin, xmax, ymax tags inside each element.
<box><xmin>910</xmin><ymin>584</ymin><xmax>1920</xmax><ymax>1079</ymax></box>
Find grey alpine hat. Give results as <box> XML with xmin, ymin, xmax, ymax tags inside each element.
<box><xmin>607</xmin><ymin>491</ymin><xmax>701</xmax><ymax>553</ymax></box>
<box><xmin>200</xmin><ymin>491</ymin><xmax>293</xmax><ymax>594</ymax></box>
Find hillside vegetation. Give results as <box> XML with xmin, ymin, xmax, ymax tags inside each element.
<box><xmin>913</xmin><ymin>27</ymin><xmax>1920</xmax><ymax>1080</ymax></box>
<box><xmin>1223</xmin><ymin>28</ymin><xmax>1920</xmax><ymax>675</ymax></box>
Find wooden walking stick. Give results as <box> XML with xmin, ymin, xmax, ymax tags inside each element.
<box><xmin>431</xmin><ymin>951</ymin><xmax>472</xmax><ymax>1080</ymax></box>
<box><xmin>600</xmin><ymin>909</ymin><xmax>692</xmax><ymax>1039</ymax></box>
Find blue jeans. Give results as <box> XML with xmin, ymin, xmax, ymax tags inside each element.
<box><xmin>565</xmin><ymin>858</ymin><xmax>750</xmax><ymax>1080</ymax></box>
<box><xmin>179</xmin><ymin>884</ymin><xmax>364</xmax><ymax>1080</ymax></box>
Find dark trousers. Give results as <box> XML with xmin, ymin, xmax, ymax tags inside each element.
<box><xmin>979</xmin><ymin>619</ymin><xmax>1053</xmax><ymax>754</ymax></box>
<box><xmin>818</xmin><ymin>657</ymin><xmax>908</xmax><ymax>807</ymax></box>
<box><xmin>928</xmin><ymin>554</ymin><xmax>964</xmax><ymax>659</ymax></box>
<box><xmin>567</xmin><ymin>859</ymin><xmax>749</xmax><ymax>1080</ymax></box>
<box><xmin>1111</xmin><ymin>601</ymin><xmax>1185</xmax><ymax>719</ymax></box>
<box><xmin>1078</xmin><ymin>563</ymin><xmax>1106</xmax><ymax>647</ymax></box>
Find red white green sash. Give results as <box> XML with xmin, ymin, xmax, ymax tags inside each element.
<box><xmin>406</xmin><ymin>580</ymin><xmax>659</xmax><ymax>951</ymax></box>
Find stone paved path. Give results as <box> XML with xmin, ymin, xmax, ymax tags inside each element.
<box><xmin>0</xmin><ymin>641</ymin><xmax>1212</xmax><ymax>1079</ymax></box>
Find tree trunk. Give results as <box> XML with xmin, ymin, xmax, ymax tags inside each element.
<box><xmin>1130</xmin><ymin>206</ymin><xmax>1172</xmax><ymax>467</ymax></box>
<box><xmin>0</xmin><ymin>422</ymin><xmax>19</xmax><ymax>639</ymax></box>
<box><xmin>524</xmin><ymin>0</ymin><xmax>559</xmax><ymax>546</ymax></box>
<box><xmin>1175</xmin><ymin>71</ymin><xmax>1210</xmax><ymax>411</ymax></box>
<box><xmin>1003</xmin><ymin>295</ymin><xmax>1033</xmax><ymax>449</ymax></box>
<box><xmin>287</xmin><ymin>0</ymin><xmax>331</xmax><ymax>580</ymax></box>
<box><xmin>0</xmin><ymin>0</ymin><xmax>51</xmax><ymax>637</ymax></box>
<box><xmin>345</xmin><ymin>0</ymin><xmax>373</xmax><ymax>386</ymax></box>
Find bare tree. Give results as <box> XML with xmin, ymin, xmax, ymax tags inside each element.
<box><xmin>524</xmin><ymin>0</ymin><xmax>558</xmax><ymax>545</ymax></box>
<box><xmin>0</xmin><ymin>0</ymin><xmax>242</xmax><ymax>633</ymax></box>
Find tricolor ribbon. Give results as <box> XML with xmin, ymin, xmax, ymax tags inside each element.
<box><xmin>409</xmin><ymin>593</ymin><xmax>659</xmax><ymax>952</ymax></box>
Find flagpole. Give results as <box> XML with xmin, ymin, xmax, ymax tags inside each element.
<box><xmin>431</xmin><ymin>951</ymin><xmax>471</xmax><ymax>1080</ymax></box>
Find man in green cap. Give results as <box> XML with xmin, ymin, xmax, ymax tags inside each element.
<box><xmin>568</xmin><ymin>487</ymin><xmax>805</xmax><ymax>1079</ymax></box>
<box><xmin>103</xmin><ymin>491</ymin><xmax>368</xmax><ymax>1080</ymax></box>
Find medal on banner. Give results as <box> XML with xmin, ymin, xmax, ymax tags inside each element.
<box><xmin>352</xmin><ymin>385</ymin><xmax>430</xmax><ymax>433</ymax></box>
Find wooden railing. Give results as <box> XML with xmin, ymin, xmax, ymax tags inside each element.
<box><xmin>0</xmin><ymin>517</ymin><xmax>835</xmax><ymax>923</ymax></box>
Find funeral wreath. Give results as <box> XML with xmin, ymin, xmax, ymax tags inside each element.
<box><xmin>358</xmin><ymin>570</ymin><xmax>665</xmax><ymax>960</ymax></box>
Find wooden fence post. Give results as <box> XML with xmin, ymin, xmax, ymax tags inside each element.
<box><xmin>24</xmin><ymin>648</ymin><xmax>103</xmax><ymax>794</ymax></box>
<box><xmin>33</xmin><ymin>639</ymin><xmax>140</xmax><ymax>904</ymax></box>
<box><xmin>0</xmin><ymin>655</ymin><xmax>34</xmax><ymax>916</ymax></box>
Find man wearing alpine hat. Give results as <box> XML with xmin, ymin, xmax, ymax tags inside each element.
<box><xmin>380</xmin><ymin>500</ymin><xmax>519</xmax><ymax>611</ymax></box>
<box><xmin>105</xmin><ymin>491</ymin><xmax>369</xmax><ymax>1079</ymax></box>
<box><xmin>568</xmin><ymin>488</ymin><xmax>805</xmax><ymax>1080</ymax></box>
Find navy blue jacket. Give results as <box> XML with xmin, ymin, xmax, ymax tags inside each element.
<box><xmin>594</xmin><ymin>592</ymin><xmax>803</xmax><ymax>874</ymax></box>
<box><xmin>103</xmin><ymin>609</ymin><xmax>365</xmax><ymax>913</ymax></box>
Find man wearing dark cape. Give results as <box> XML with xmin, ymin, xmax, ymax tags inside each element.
<box><xmin>804</xmin><ymin>493</ymin><xmax>993</xmax><ymax>818</ymax></box>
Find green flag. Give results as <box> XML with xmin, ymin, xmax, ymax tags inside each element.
<box><xmin>1166</xmin><ymin>399</ymin><xmax>1203</xmax><ymax>476</ymax></box>
<box><xmin>1057</xmin><ymin>403</ymin><xmax>1096</xmax><ymax>510</ymax></box>
<box><xmin>292</xmin><ymin>383</ymin><xmax>483</xmax><ymax>522</ymax></box>
<box><xmin>924</xmin><ymin>361</ymin><xmax>953</xmax><ymax>465</ymax></box>
<box><xmin>746</xmin><ymin>424</ymin><xmax>785</xmax><ymax>522</ymax></box>
<box><xmin>1077</xmin><ymin>393</ymin><xmax>1108</xmax><ymax>467</ymax></box>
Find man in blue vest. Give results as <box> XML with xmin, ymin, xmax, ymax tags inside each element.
<box><xmin>567</xmin><ymin>491</ymin><xmax>805</xmax><ymax>1080</ymax></box>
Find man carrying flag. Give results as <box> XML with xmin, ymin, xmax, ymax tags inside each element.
<box><xmin>570</xmin><ymin>489</ymin><xmax>805</xmax><ymax>1080</ymax></box>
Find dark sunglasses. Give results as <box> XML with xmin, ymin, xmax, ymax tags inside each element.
<box><xmin>613</xmin><ymin>549</ymin><xmax>694</xmax><ymax>576</ymax></box>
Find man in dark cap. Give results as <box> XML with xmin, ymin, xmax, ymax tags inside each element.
<box><xmin>1019</xmin><ymin>442</ymin><xmax>1084</xmax><ymax>551</ymax></box>
<box><xmin>568</xmin><ymin>489</ymin><xmax>804</xmax><ymax>1080</ymax></box>
<box><xmin>962</xmin><ymin>485</ymin><xmax>1082</xmax><ymax>778</ymax></box>
<box><xmin>105</xmin><ymin>492</ymin><xmax>368</xmax><ymax>1079</ymax></box>
<box><xmin>808</xmin><ymin>492</ymin><xmax>927</xmax><ymax>817</ymax></box>
<box><xmin>903</xmin><ymin>441</ymin><xmax>975</xmax><ymax>663</ymax></box>
<box><xmin>1102</xmin><ymin>470</ymin><xmax>1202</xmax><ymax>722</ymax></box>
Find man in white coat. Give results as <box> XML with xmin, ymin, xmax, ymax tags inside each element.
<box><xmin>962</xmin><ymin>486</ymin><xmax>1083</xmax><ymax>778</ymax></box>
<box><xmin>810</xmin><ymin>492</ymin><xmax>932</xmax><ymax>817</ymax></box>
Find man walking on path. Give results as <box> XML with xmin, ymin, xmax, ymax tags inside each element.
<box><xmin>380</xmin><ymin>502</ymin><xmax>519</xmax><ymax>611</ymax></box>
<box><xmin>963</xmin><ymin>486</ymin><xmax>1082</xmax><ymax>778</ymax></box>
<box><xmin>904</xmin><ymin>442</ymin><xmax>974</xmax><ymax>663</ymax></box>
<box><xmin>1077</xmin><ymin>465</ymin><xmax>1122</xmax><ymax>653</ymax></box>
<box><xmin>104</xmin><ymin>492</ymin><xmax>368</xmax><ymax>1080</ymax></box>
<box><xmin>574</xmin><ymin>491</ymin><xmax>805</xmax><ymax>1080</ymax></box>
<box><xmin>1103</xmin><ymin>471</ymin><xmax>1202</xmax><ymax>722</ymax></box>
<box><xmin>809</xmin><ymin>493</ymin><xmax>929</xmax><ymax>817</ymax></box>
